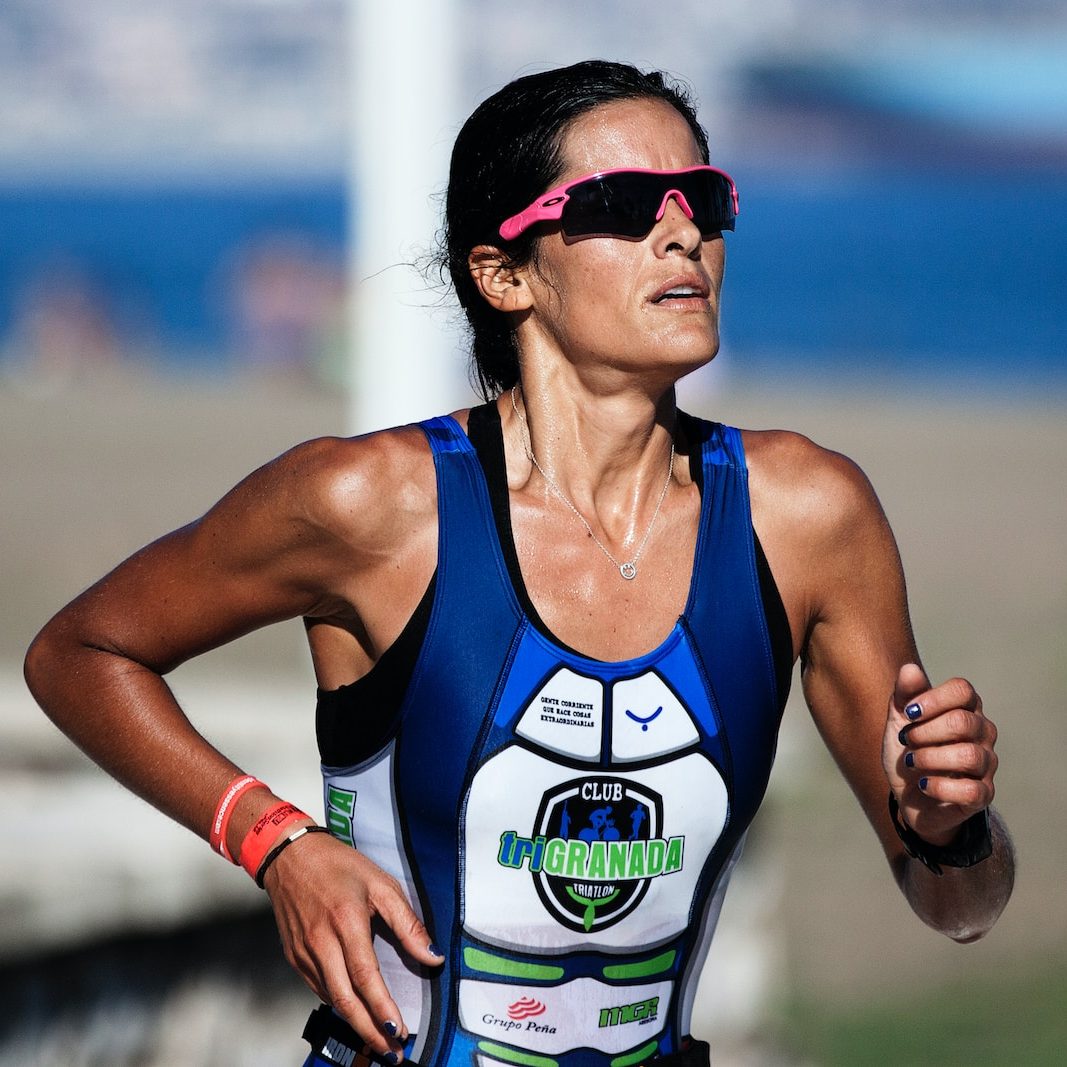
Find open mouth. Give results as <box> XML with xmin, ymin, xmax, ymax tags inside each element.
<box><xmin>652</xmin><ymin>285</ymin><xmax>707</xmax><ymax>304</ymax></box>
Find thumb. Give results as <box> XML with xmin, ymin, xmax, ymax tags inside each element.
<box><xmin>891</xmin><ymin>662</ymin><xmax>930</xmax><ymax>722</ymax></box>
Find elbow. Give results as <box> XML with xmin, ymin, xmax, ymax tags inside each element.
<box><xmin>903</xmin><ymin>828</ymin><xmax>1015</xmax><ymax>945</ymax></box>
<box><xmin>931</xmin><ymin>905</ymin><xmax>999</xmax><ymax>944</ymax></box>
<box><xmin>24</xmin><ymin>611</ymin><xmax>94</xmax><ymax>710</ymax></box>
<box><xmin>24</xmin><ymin>619</ymin><xmax>64</xmax><ymax>708</ymax></box>
<box><xmin>26</xmin><ymin>608</ymin><xmax>161</xmax><ymax>713</ymax></box>
<box><xmin>914</xmin><ymin>895</ymin><xmax>1003</xmax><ymax>945</ymax></box>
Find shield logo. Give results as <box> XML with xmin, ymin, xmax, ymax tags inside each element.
<box><xmin>531</xmin><ymin>776</ymin><xmax>663</xmax><ymax>933</ymax></box>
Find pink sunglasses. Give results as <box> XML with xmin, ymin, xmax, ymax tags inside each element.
<box><xmin>499</xmin><ymin>165</ymin><xmax>739</xmax><ymax>242</ymax></box>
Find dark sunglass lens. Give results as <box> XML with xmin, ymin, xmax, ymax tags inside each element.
<box><xmin>560</xmin><ymin>170</ymin><xmax>736</xmax><ymax>238</ymax></box>
<box><xmin>561</xmin><ymin>175</ymin><xmax>654</xmax><ymax>238</ymax></box>
<box><xmin>685</xmin><ymin>172</ymin><xmax>736</xmax><ymax>234</ymax></box>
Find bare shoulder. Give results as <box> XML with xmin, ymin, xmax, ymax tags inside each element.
<box><xmin>231</xmin><ymin>423</ymin><xmax>439</xmax><ymax>560</ymax></box>
<box><xmin>740</xmin><ymin>428</ymin><xmax>902</xmax><ymax>651</ymax></box>
<box><xmin>741</xmin><ymin>427</ymin><xmax>887</xmax><ymax>543</ymax></box>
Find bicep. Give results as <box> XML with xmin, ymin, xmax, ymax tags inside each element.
<box><xmin>43</xmin><ymin>447</ymin><xmax>352</xmax><ymax>674</ymax></box>
<box><xmin>72</xmin><ymin>529</ymin><xmax>317</xmax><ymax>673</ymax></box>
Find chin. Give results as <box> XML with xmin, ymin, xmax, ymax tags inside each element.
<box><xmin>662</xmin><ymin>330</ymin><xmax>720</xmax><ymax>374</ymax></box>
<box><xmin>636</xmin><ymin>348</ymin><xmax>716</xmax><ymax>394</ymax></box>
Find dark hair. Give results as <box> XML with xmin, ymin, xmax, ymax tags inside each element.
<box><xmin>441</xmin><ymin>60</ymin><xmax>710</xmax><ymax>399</ymax></box>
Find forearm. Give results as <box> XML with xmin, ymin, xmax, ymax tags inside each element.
<box><xmin>899</xmin><ymin>807</ymin><xmax>1015</xmax><ymax>943</ymax></box>
<box><xmin>24</xmin><ymin>630</ymin><xmax>293</xmax><ymax>858</ymax></box>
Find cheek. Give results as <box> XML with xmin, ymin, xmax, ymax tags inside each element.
<box><xmin>548</xmin><ymin>249</ymin><xmax>634</xmax><ymax>322</ymax></box>
<box><xmin>572</xmin><ymin>245</ymin><xmax>638</xmax><ymax>302</ymax></box>
<box><xmin>705</xmin><ymin>241</ymin><xmax>726</xmax><ymax>293</ymax></box>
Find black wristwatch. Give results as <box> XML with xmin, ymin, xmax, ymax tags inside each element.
<box><xmin>888</xmin><ymin>791</ymin><xmax>993</xmax><ymax>876</ymax></box>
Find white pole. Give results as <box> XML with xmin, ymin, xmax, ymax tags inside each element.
<box><xmin>348</xmin><ymin>1</ymin><xmax>463</xmax><ymax>435</ymax></box>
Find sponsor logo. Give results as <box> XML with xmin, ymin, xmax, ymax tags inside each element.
<box><xmin>482</xmin><ymin>1001</ymin><xmax>557</xmax><ymax>1036</ymax></box>
<box><xmin>507</xmin><ymin>997</ymin><xmax>546</xmax><ymax>1020</ymax></box>
<box><xmin>326</xmin><ymin>785</ymin><xmax>356</xmax><ymax>847</ymax></box>
<box><xmin>624</xmin><ymin>705</ymin><xmax>664</xmax><ymax>732</ymax></box>
<box><xmin>599</xmin><ymin>995</ymin><xmax>660</xmax><ymax>1028</ymax></box>
<box><xmin>320</xmin><ymin>1036</ymin><xmax>359</xmax><ymax>1066</ymax></box>
<box><xmin>497</xmin><ymin>776</ymin><xmax>684</xmax><ymax>932</ymax></box>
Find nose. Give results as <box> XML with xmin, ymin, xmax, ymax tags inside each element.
<box><xmin>652</xmin><ymin>192</ymin><xmax>702</xmax><ymax>256</ymax></box>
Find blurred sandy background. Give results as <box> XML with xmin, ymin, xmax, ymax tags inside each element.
<box><xmin>4</xmin><ymin>369</ymin><xmax>1064</xmax><ymax>1064</ymax></box>
<box><xmin>1</xmin><ymin>2</ymin><xmax>1065</xmax><ymax>1065</ymax></box>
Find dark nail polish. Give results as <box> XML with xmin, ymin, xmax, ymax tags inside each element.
<box><xmin>384</xmin><ymin>1053</ymin><xmax>400</xmax><ymax>1065</ymax></box>
<box><xmin>904</xmin><ymin>752</ymin><xmax>915</xmax><ymax>768</ymax></box>
<box><xmin>383</xmin><ymin>1021</ymin><xmax>398</xmax><ymax>1038</ymax></box>
<box><xmin>428</xmin><ymin>942</ymin><xmax>444</xmax><ymax>958</ymax></box>
<box><xmin>905</xmin><ymin>702</ymin><xmax>922</xmax><ymax>721</ymax></box>
<box><xmin>898</xmin><ymin>725</ymin><xmax>911</xmax><ymax>745</ymax></box>
<box><xmin>918</xmin><ymin>777</ymin><xmax>929</xmax><ymax>791</ymax></box>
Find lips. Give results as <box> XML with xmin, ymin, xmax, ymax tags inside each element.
<box><xmin>650</xmin><ymin>276</ymin><xmax>710</xmax><ymax>304</ymax></box>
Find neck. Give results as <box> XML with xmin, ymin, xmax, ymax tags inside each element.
<box><xmin>512</xmin><ymin>363</ymin><xmax>677</xmax><ymax>477</ymax></box>
<box><xmin>505</xmin><ymin>377</ymin><xmax>681</xmax><ymax>553</ymax></box>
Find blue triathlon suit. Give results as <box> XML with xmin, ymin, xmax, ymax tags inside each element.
<box><xmin>302</xmin><ymin>403</ymin><xmax>792</xmax><ymax>1067</ymax></box>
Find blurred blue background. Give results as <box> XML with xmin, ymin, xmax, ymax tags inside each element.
<box><xmin>0</xmin><ymin>0</ymin><xmax>1063</xmax><ymax>392</ymax></box>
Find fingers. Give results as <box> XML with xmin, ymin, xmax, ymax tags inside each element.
<box><xmin>893</xmin><ymin>668</ymin><xmax>982</xmax><ymax>727</ymax></box>
<box><xmin>902</xmin><ymin>740</ymin><xmax>998</xmax><ymax>811</ymax></box>
<box><xmin>886</xmin><ymin>666</ymin><xmax>999</xmax><ymax>841</ymax></box>
<box><xmin>373</xmin><ymin>882</ymin><xmax>446</xmax><ymax>969</ymax></box>
<box><xmin>898</xmin><ymin>703</ymin><xmax>993</xmax><ymax>750</ymax></box>
<box><xmin>912</xmin><ymin>768</ymin><xmax>995</xmax><ymax>810</ymax></box>
<box><xmin>332</xmin><ymin>927</ymin><xmax>407</xmax><ymax>1053</ymax></box>
<box><xmin>277</xmin><ymin>903</ymin><xmax>409</xmax><ymax>1060</ymax></box>
<box><xmin>266</xmin><ymin>841</ymin><xmax>444</xmax><ymax>1062</ymax></box>
<box><xmin>903</xmin><ymin>739</ymin><xmax>997</xmax><ymax>780</ymax></box>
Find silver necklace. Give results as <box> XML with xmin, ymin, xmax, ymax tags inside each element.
<box><xmin>510</xmin><ymin>386</ymin><xmax>674</xmax><ymax>581</ymax></box>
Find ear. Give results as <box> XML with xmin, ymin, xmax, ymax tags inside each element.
<box><xmin>468</xmin><ymin>246</ymin><xmax>534</xmax><ymax>313</ymax></box>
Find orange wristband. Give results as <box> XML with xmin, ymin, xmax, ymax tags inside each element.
<box><xmin>238</xmin><ymin>802</ymin><xmax>310</xmax><ymax>881</ymax></box>
<box><xmin>210</xmin><ymin>775</ymin><xmax>266</xmax><ymax>862</ymax></box>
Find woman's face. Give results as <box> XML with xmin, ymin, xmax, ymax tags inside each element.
<box><xmin>515</xmin><ymin>97</ymin><xmax>727</xmax><ymax>387</ymax></box>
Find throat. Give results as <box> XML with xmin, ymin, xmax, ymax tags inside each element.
<box><xmin>510</xmin><ymin>386</ymin><xmax>676</xmax><ymax>583</ymax></box>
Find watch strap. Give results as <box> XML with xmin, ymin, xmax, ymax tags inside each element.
<box><xmin>888</xmin><ymin>791</ymin><xmax>992</xmax><ymax>876</ymax></box>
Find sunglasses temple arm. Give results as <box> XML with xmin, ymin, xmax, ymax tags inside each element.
<box><xmin>499</xmin><ymin>193</ymin><xmax>570</xmax><ymax>241</ymax></box>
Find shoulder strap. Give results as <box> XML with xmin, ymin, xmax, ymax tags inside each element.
<box><xmin>417</xmin><ymin>413</ymin><xmax>515</xmax><ymax>603</ymax></box>
<box><xmin>678</xmin><ymin>412</ymin><xmax>746</xmax><ymax>473</ymax></box>
<box><xmin>684</xmin><ymin>415</ymin><xmax>783</xmax><ymax>830</ymax></box>
<box><xmin>421</xmin><ymin>413</ymin><xmax>477</xmax><ymax>456</ymax></box>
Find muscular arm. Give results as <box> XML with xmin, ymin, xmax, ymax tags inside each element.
<box><xmin>24</xmin><ymin>428</ymin><xmax>441</xmax><ymax>1058</ymax></box>
<box><xmin>27</xmin><ymin>439</ymin><xmax>337</xmax><ymax>828</ymax></box>
<box><xmin>748</xmin><ymin>431</ymin><xmax>1014</xmax><ymax>942</ymax></box>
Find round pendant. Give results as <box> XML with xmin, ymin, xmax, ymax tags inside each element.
<box><xmin>620</xmin><ymin>561</ymin><xmax>637</xmax><ymax>580</ymax></box>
